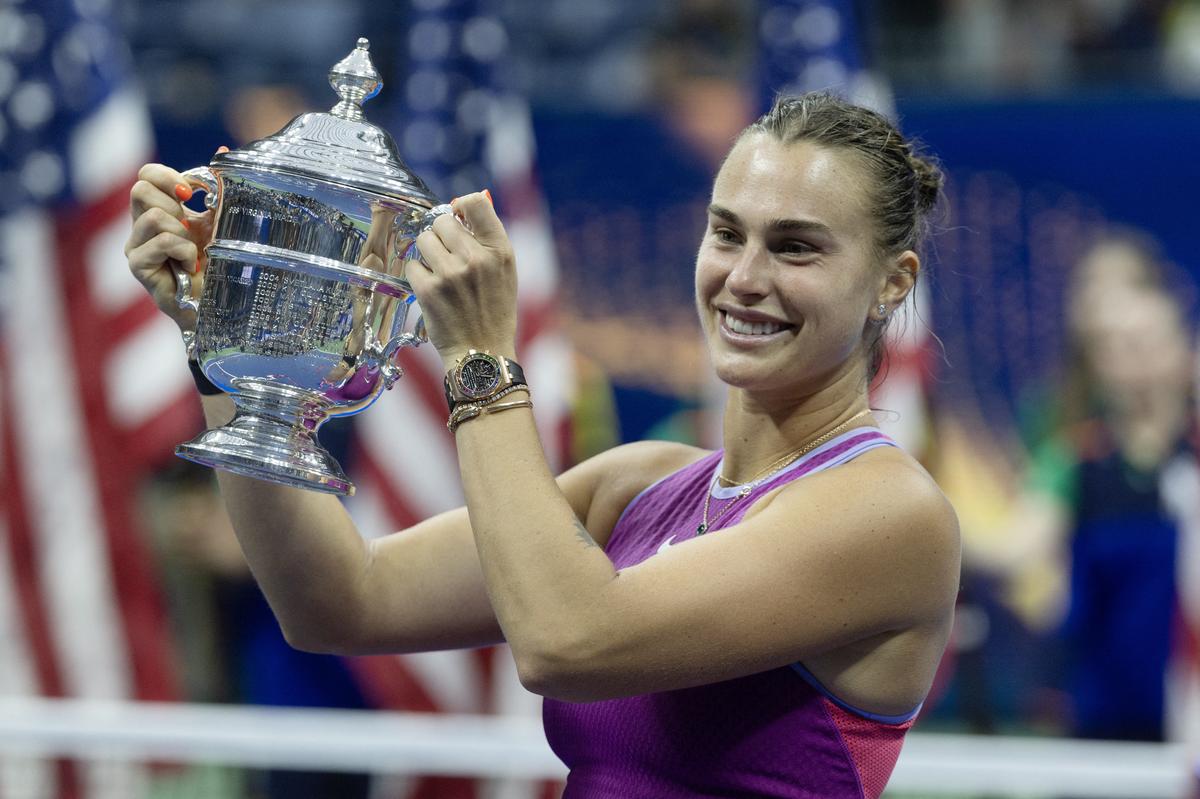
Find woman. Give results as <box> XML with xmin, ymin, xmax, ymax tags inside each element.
<box><xmin>1021</xmin><ymin>276</ymin><xmax>1196</xmax><ymax>742</ymax></box>
<box><xmin>126</xmin><ymin>93</ymin><xmax>960</xmax><ymax>798</ymax></box>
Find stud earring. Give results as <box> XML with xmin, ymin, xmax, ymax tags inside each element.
<box><xmin>877</xmin><ymin>303</ymin><xmax>887</xmax><ymax>318</ymax></box>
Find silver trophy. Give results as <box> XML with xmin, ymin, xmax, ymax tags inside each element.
<box><xmin>173</xmin><ymin>38</ymin><xmax>450</xmax><ymax>495</ymax></box>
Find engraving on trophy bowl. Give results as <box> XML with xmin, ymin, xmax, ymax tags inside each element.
<box><xmin>195</xmin><ymin>255</ymin><xmax>405</xmax><ymax>406</ymax></box>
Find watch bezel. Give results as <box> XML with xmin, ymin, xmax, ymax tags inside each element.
<box><xmin>454</xmin><ymin>351</ymin><xmax>505</xmax><ymax>399</ymax></box>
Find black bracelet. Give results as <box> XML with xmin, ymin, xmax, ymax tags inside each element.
<box><xmin>188</xmin><ymin>360</ymin><xmax>224</xmax><ymax>396</ymax></box>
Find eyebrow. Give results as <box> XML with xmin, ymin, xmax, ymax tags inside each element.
<box><xmin>707</xmin><ymin>204</ymin><xmax>835</xmax><ymax>238</ymax></box>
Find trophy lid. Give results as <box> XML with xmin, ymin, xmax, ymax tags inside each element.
<box><xmin>214</xmin><ymin>38</ymin><xmax>439</xmax><ymax>208</ymax></box>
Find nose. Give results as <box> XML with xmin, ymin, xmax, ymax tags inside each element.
<box><xmin>724</xmin><ymin>242</ymin><xmax>771</xmax><ymax>301</ymax></box>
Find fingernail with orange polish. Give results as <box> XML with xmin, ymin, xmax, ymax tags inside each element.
<box><xmin>482</xmin><ymin>189</ymin><xmax>493</xmax><ymax>205</ymax></box>
<box><xmin>174</xmin><ymin>184</ymin><xmax>193</xmax><ymax>202</ymax></box>
<box><xmin>180</xmin><ymin>218</ymin><xmax>190</xmax><ymax>230</ymax></box>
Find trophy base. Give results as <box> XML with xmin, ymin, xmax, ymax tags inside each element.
<box><xmin>175</xmin><ymin>380</ymin><xmax>355</xmax><ymax>496</ymax></box>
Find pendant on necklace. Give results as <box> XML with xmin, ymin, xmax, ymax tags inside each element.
<box><xmin>697</xmin><ymin>486</ymin><xmax>752</xmax><ymax>536</ymax></box>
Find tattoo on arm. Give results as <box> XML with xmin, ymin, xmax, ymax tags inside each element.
<box><xmin>573</xmin><ymin>519</ymin><xmax>599</xmax><ymax>550</ymax></box>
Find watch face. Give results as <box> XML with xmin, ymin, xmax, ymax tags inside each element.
<box><xmin>457</xmin><ymin>353</ymin><xmax>502</xmax><ymax>398</ymax></box>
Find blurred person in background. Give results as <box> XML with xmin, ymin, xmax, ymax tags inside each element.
<box><xmin>126</xmin><ymin>91</ymin><xmax>959</xmax><ymax>798</ymax></box>
<box><xmin>1048</xmin><ymin>280</ymin><xmax>1195</xmax><ymax>742</ymax></box>
<box><xmin>973</xmin><ymin>235</ymin><xmax>1198</xmax><ymax>742</ymax></box>
<box><xmin>1027</xmin><ymin>233</ymin><xmax>1180</xmax><ymax>447</ymax></box>
<box><xmin>646</xmin><ymin>0</ymin><xmax>757</xmax><ymax>170</ymax></box>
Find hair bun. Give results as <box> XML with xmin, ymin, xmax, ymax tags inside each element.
<box><xmin>908</xmin><ymin>152</ymin><xmax>944</xmax><ymax>216</ymax></box>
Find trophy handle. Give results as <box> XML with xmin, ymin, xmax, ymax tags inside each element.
<box><xmin>389</xmin><ymin>202</ymin><xmax>458</xmax><ymax>352</ymax></box>
<box><xmin>172</xmin><ymin>166</ymin><xmax>219</xmax><ymax>322</ymax></box>
<box><xmin>370</xmin><ymin>204</ymin><xmax>459</xmax><ymax>389</ymax></box>
<box><xmin>173</xmin><ymin>167</ymin><xmax>219</xmax><ymax>356</ymax></box>
<box><xmin>372</xmin><ymin>296</ymin><xmax>422</xmax><ymax>390</ymax></box>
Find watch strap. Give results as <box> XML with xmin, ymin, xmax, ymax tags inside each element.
<box><xmin>506</xmin><ymin>359</ymin><xmax>525</xmax><ymax>387</ymax></box>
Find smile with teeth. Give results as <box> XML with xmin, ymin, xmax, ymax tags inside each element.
<box><xmin>721</xmin><ymin>311</ymin><xmax>790</xmax><ymax>336</ymax></box>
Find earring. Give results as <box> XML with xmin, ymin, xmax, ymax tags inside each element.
<box><xmin>877</xmin><ymin>303</ymin><xmax>887</xmax><ymax>318</ymax></box>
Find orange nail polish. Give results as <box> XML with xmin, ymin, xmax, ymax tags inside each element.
<box><xmin>174</xmin><ymin>184</ymin><xmax>193</xmax><ymax>202</ymax></box>
<box><xmin>482</xmin><ymin>189</ymin><xmax>493</xmax><ymax>205</ymax></box>
<box><xmin>180</xmin><ymin>218</ymin><xmax>190</xmax><ymax>230</ymax></box>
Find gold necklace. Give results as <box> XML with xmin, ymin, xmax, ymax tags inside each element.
<box><xmin>697</xmin><ymin>408</ymin><xmax>872</xmax><ymax>536</ymax></box>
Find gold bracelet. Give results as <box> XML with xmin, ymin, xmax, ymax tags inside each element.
<box><xmin>477</xmin><ymin>384</ymin><xmax>530</xmax><ymax>406</ymax></box>
<box><xmin>447</xmin><ymin>386</ymin><xmax>532</xmax><ymax>433</ymax></box>
<box><xmin>484</xmin><ymin>398</ymin><xmax>533</xmax><ymax>415</ymax></box>
<box><xmin>448</xmin><ymin>396</ymin><xmax>533</xmax><ymax>433</ymax></box>
<box><xmin>446</xmin><ymin>403</ymin><xmax>482</xmax><ymax>433</ymax></box>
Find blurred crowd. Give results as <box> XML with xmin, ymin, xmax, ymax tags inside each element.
<box><xmin>877</xmin><ymin>0</ymin><xmax>1200</xmax><ymax>95</ymax></box>
<box><xmin>124</xmin><ymin>0</ymin><xmax>1200</xmax><ymax>120</ymax></box>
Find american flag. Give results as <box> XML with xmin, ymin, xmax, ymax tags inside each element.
<box><xmin>757</xmin><ymin>0</ymin><xmax>932</xmax><ymax>455</ymax></box>
<box><xmin>0</xmin><ymin>1</ymin><xmax>191</xmax><ymax>797</ymax></box>
<box><xmin>344</xmin><ymin>3</ymin><xmax>571</xmax><ymax>798</ymax></box>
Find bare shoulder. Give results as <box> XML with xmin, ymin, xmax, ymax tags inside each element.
<box><xmin>560</xmin><ymin>440</ymin><xmax>709</xmax><ymax>547</ymax></box>
<box><xmin>774</xmin><ymin>443</ymin><xmax>954</xmax><ymax>516</ymax></box>
<box><xmin>764</xmin><ymin>444</ymin><xmax>960</xmax><ymax>619</ymax></box>
<box><xmin>833</xmin><ymin>446</ymin><xmax>959</xmax><ymax>569</ymax></box>
<box><xmin>841</xmin><ymin>445</ymin><xmax>958</xmax><ymax>535</ymax></box>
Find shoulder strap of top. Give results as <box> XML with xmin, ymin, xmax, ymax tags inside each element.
<box><xmin>711</xmin><ymin>426</ymin><xmax>898</xmax><ymax>500</ymax></box>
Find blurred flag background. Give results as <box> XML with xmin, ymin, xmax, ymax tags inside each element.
<box><xmin>0</xmin><ymin>2</ymin><xmax>190</xmax><ymax>796</ymax></box>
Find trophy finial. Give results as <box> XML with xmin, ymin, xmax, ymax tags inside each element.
<box><xmin>329</xmin><ymin>37</ymin><xmax>382</xmax><ymax>120</ymax></box>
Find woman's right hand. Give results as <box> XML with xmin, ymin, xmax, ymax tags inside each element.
<box><xmin>124</xmin><ymin>161</ymin><xmax>219</xmax><ymax>332</ymax></box>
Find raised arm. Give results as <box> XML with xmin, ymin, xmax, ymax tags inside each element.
<box><xmin>407</xmin><ymin>194</ymin><xmax>961</xmax><ymax>706</ymax></box>
<box><xmin>199</xmin><ymin>393</ymin><xmax>689</xmax><ymax>655</ymax></box>
<box><xmin>201</xmin><ymin>384</ymin><xmax>499</xmax><ymax>654</ymax></box>
<box><xmin>126</xmin><ymin>164</ymin><xmax>497</xmax><ymax>653</ymax></box>
<box><xmin>125</xmin><ymin>163</ymin><xmax>701</xmax><ymax>656</ymax></box>
<box><xmin>196</xmin><ymin>391</ymin><xmax>676</xmax><ymax>656</ymax></box>
<box><xmin>124</xmin><ymin>163</ymin><xmax>489</xmax><ymax>652</ymax></box>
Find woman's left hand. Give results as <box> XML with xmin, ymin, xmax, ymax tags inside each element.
<box><xmin>407</xmin><ymin>191</ymin><xmax>519</xmax><ymax>368</ymax></box>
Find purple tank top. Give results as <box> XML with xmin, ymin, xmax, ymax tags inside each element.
<box><xmin>542</xmin><ymin>428</ymin><xmax>917</xmax><ymax>799</ymax></box>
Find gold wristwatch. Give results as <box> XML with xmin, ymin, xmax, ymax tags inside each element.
<box><xmin>444</xmin><ymin>350</ymin><xmax>527</xmax><ymax>412</ymax></box>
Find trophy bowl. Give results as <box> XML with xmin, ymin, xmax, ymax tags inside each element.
<box><xmin>174</xmin><ymin>38</ymin><xmax>448</xmax><ymax>495</ymax></box>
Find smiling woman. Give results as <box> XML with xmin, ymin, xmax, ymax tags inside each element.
<box><xmin>125</xmin><ymin>91</ymin><xmax>958</xmax><ymax>799</ymax></box>
<box><xmin>707</xmin><ymin>95</ymin><xmax>945</xmax><ymax>384</ymax></box>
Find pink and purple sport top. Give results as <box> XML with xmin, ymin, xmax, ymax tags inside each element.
<box><xmin>543</xmin><ymin>427</ymin><xmax>920</xmax><ymax>798</ymax></box>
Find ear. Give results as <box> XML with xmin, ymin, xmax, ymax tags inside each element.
<box><xmin>876</xmin><ymin>249</ymin><xmax>919</xmax><ymax>317</ymax></box>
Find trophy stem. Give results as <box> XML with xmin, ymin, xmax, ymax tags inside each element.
<box><xmin>175</xmin><ymin>380</ymin><xmax>354</xmax><ymax>495</ymax></box>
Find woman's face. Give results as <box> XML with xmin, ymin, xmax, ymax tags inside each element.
<box><xmin>1087</xmin><ymin>289</ymin><xmax>1190</xmax><ymax>405</ymax></box>
<box><xmin>1067</xmin><ymin>241</ymin><xmax>1156</xmax><ymax>341</ymax></box>
<box><xmin>695</xmin><ymin>133</ymin><xmax>888</xmax><ymax>397</ymax></box>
